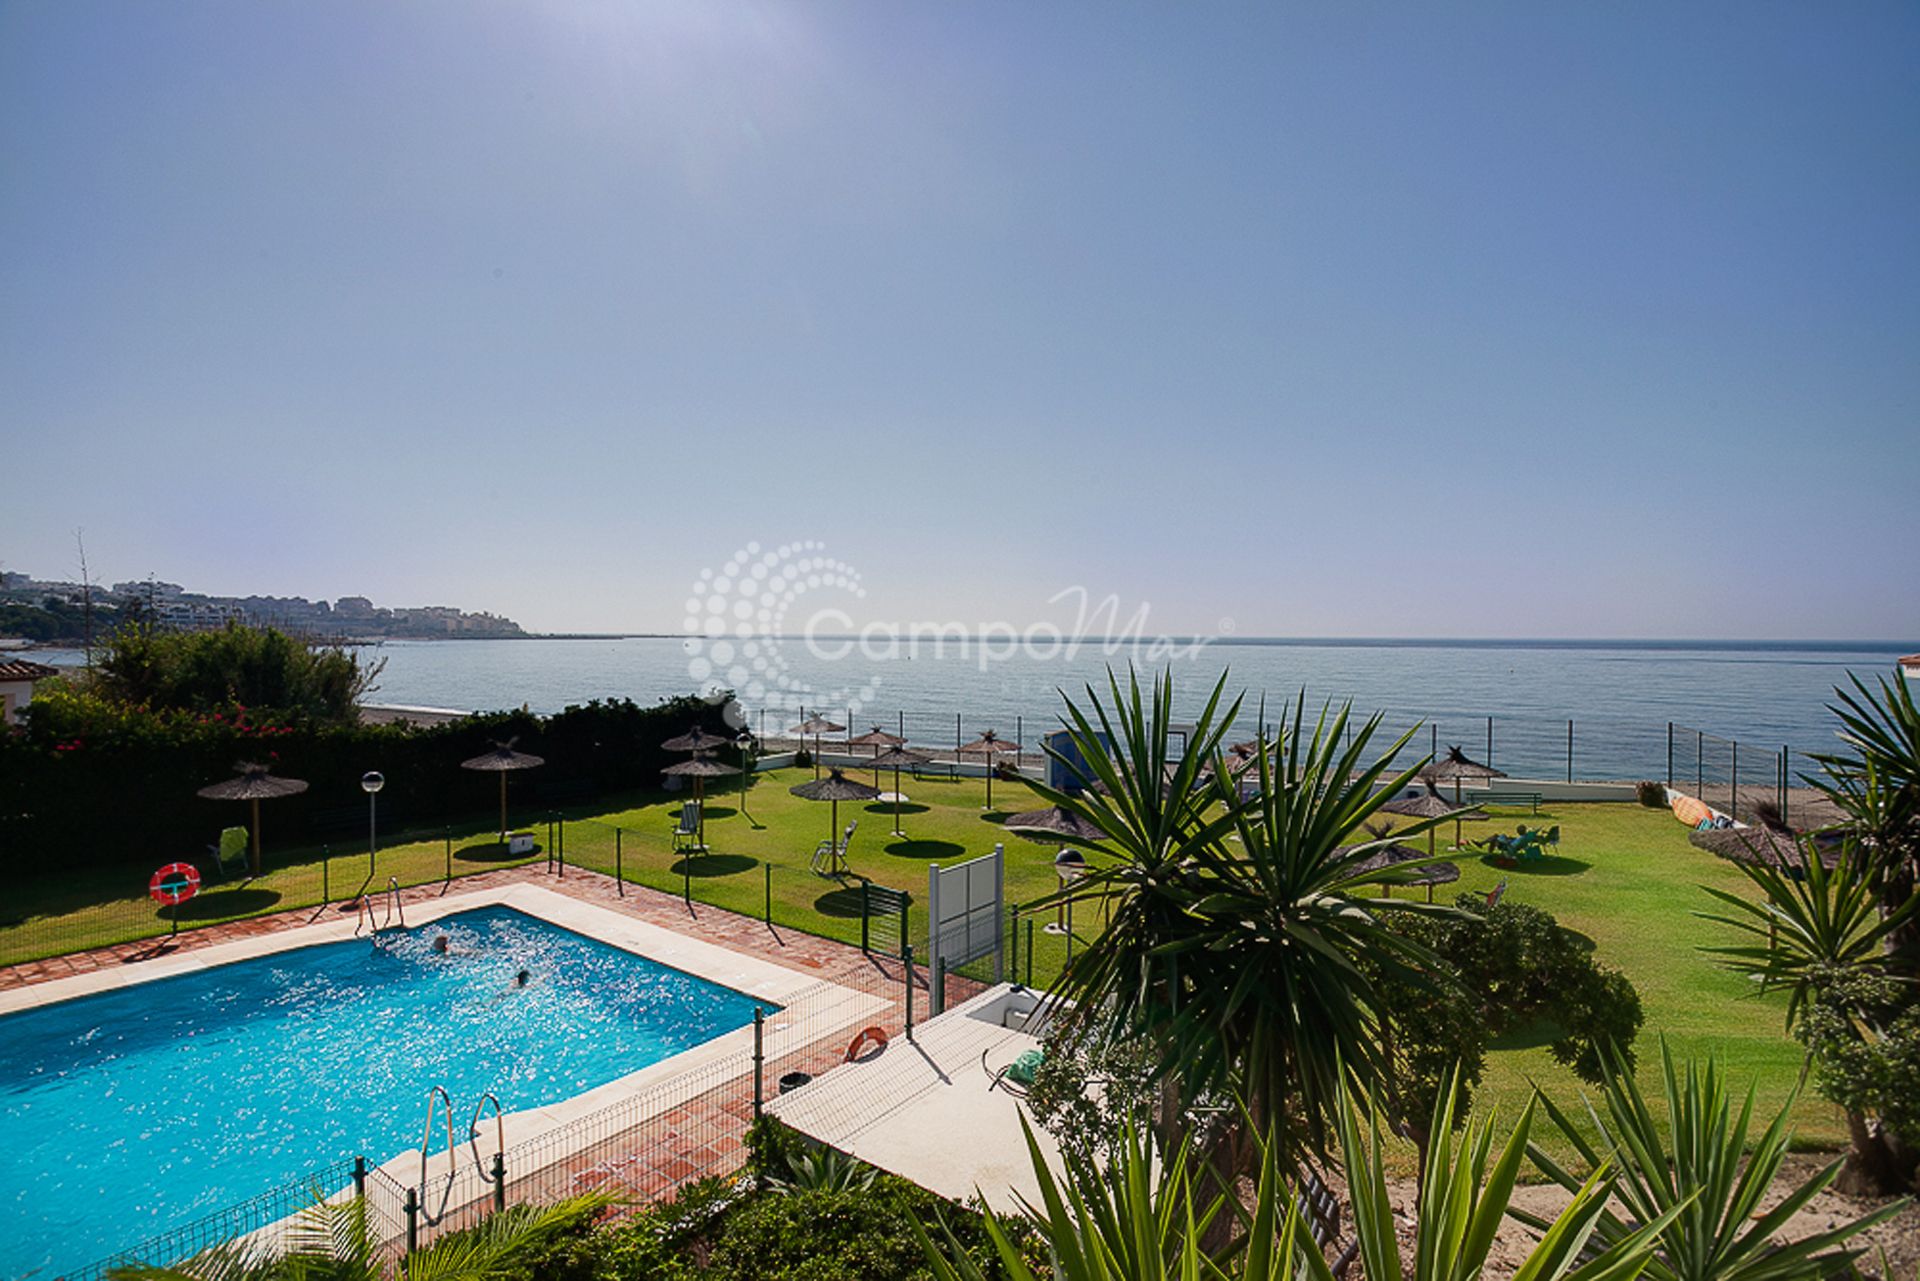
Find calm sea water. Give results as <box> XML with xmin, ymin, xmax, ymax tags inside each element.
<box><xmin>35</xmin><ymin>637</ymin><xmax>1915</xmax><ymax>781</ymax></box>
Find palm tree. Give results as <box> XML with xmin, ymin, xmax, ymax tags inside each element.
<box><xmin>109</xmin><ymin>1192</ymin><xmax>612</xmax><ymax>1281</ymax></box>
<box><xmin>1021</xmin><ymin>668</ymin><xmax>1455</xmax><ymax>1180</ymax></box>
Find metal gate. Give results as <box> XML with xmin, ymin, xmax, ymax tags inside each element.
<box><xmin>927</xmin><ymin>845</ymin><xmax>1004</xmax><ymax>1014</ymax></box>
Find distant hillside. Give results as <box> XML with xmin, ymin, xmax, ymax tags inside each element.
<box><xmin>0</xmin><ymin>572</ymin><xmax>525</xmax><ymax>642</ymax></box>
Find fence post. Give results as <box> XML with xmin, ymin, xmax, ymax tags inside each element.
<box><xmin>764</xmin><ymin>863</ymin><xmax>772</xmax><ymax>925</ymax></box>
<box><xmin>1008</xmin><ymin>904</ymin><xmax>1019</xmax><ymax>985</ymax></box>
<box><xmin>1731</xmin><ymin>739</ymin><xmax>1738</xmax><ymax>821</ymax></box>
<box><xmin>1696</xmin><ymin>733</ymin><xmax>1703</xmax><ymax>796</ymax></box>
<box><xmin>1781</xmin><ymin>745</ymin><xmax>1790</xmax><ymax>825</ymax></box>
<box><xmin>558</xmin><ymin>815</ymin><xmax>565</xmax><ymax>877</ymax></box>
<box><xmin>615</xmin><ymin>828</ymin><xmax>623</xmax><ymax>895</ymax></box>
<box><xmin>1566</xmin><ymin>720</ymin><xmax>1574</xmax><ymax>784</ymax></box>
<box><xmin>933</xmin><ymin>955</ymin><xmax>946</xmax><ymax>1018</ymax></box>
<box><xmin>752</xmin><ymin>1008</ymin><xmax>767</xmax><ymax>1118</ymax></box>
<box><xmin>1667</xmin><ymin>722</ymin><xmax>1674</xmax><ymax>789</ymax></box>
<box><xmin>491</xmin><ymin>1150</ymin><xmax>506</xmax><ymax>1212</ymax></box>
<box><xmin>899</xmin><ymin>898</ymin><xmax>910</xmax><ymax>961</ymax></box>
<box><xmin>404</xmin><ymin>1186</ymin><xmax>419</xmax><ymax>1257</ymax></box>
<box><xmin>683</xmin><ymin>847</ymin><xmax>691</xmax><ymax>908</ymax></box>
<box><xmin>444</xmin><ymin>826</ymin><xmax>452</xmax><ymax>886</ymax></box>
<box><xmin>353</xmin><ymin>1155</ymin><xmax>366</xmax><ymax>1199</ymax></box>
<box><xmin>1025</xmin><ymin>917</ymin><xmax>1034</xmax><ymax>987</ymax></box>
<box><xmin>1485</xmin><ymin>716</ymin><xmax>1493</xmax><ymax>773</ymax></box>
<box><xmin>860</xmin><ymin>879</ymin><xmax>871</xmax><ymax>953</ymax></box>
<box><xmin>322</xmin><ymin>845</ymin><xmax>330</xmax><ymax>907</ymax></box>
<box><xmin>903</xmin><ymin>943</ymin><xmax>915</xmax><ymax>1042</ymax></box>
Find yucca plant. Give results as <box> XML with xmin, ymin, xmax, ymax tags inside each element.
<box><xmin>1526</xmin><ymin>1041</ymin><xmax>1906</xmax><ymax>1281</ymax></box>
<box><xmin>1698</xmin><ymin>841</ymin><xmax>1914</xmax><ymax>1026</ymax></box>
<box><xmin>918</xmin><ymin>1073</ymin><xmax>1676</xmax><ymax>1281</ymax></box>
<box><xmin>1022</xmin><ymin>668</ymin><xmax>1455</xmax><ymax>1181</ymax></box>
<box><xmin>767</xmin><ymin>1142</ymin><xmax>879</xmax><ymax>1195</ymax></box>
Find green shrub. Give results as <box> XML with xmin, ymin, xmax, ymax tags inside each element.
<box><xmin>705</xmin><ymin>1183</ymin><xmax>944</xmax><ymax>1281</ymax></box>
<box><xmin>2</xmin><ymin>667</ymin><xmax>739</xmax><ymax>867</ymax></box>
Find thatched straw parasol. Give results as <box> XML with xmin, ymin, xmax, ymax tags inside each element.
<box><xmin>1382</xmin><ymin>784</ymin><xmax>1485</xmax><ymax>850</ymax></box>
<box><xmin>790</xmin><ymin>713</ymin><xmax>846</xmax><ymax>778</ymax></box>
<box><xmin>1688</xmin><ymin>823</ymin><xmax>1837</xmax><ymax>872</ymax></box>
<box><xmin>197</xmin><ymin>762</ymin><xmax>309</xmax><ymax>876</ymax></box>
<box><xmin>662</xmin><ymin>726</ymin><xmax>734</xmax><ymax>753</ymax></box>
<box><xmin>867</xmin><ymin>744</ymin><xmax>931</xmax><ymax>835</ymax></box>
<box><xmin>662</xmin><ymin>752</ymin><xmax>740</xmax><ymax>848</ymax></box>
<box><xmin>789</xmin><ymin>769</ymin><xmax>881</xmax><ymax>845</ymax></box>
<box><xmin>960</xmin><ymin>730</ymin><xmax>1021</xmax><ymax>810</ymax></box>
<box><xmin>1422</xmin><ymin>746</ymin><xmax>1506</xmax><ymax>844</ymax></box>
<box><xmin>1339</xmin><ymin>834</ymin><xmax>1460</xmax><ymax>902</ymax></box>
<box><xmin>847</xmin><ymin>726</ymin><xmax>907</xmax><ymax>784</ymax></box>
<box><xmin>461</xmin><ymin>738</ymin><xmax>546</xmax><ymax>846</ymax></box>
<box><xmin>1003</xmin><ymin>805</ymin><xmax>1107</xmax><ymax>845</ymax></box>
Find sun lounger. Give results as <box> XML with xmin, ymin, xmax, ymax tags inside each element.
<box><xmin>810</xmin><ymin>820</ymin><xmax>858</xmax><ymax>876</ymax></box>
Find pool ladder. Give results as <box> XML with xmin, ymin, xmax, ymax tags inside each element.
<box><xmin>414</xmin><ymin>1086</ymin><xmax>508</xmax><ymax>1225</ymax></box>
<box><xmin>352</xmin><ymin>877</ymin><xmax>405</xmax><ymax>937</ymax></box>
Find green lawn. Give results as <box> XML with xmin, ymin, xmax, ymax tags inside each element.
<box><xmin>4</xmin><ymin>769</ymin><xmax>1841</xmax><ymax>1153</ymax></box>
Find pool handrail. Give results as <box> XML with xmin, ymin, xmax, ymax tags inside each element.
<box><xmin>469</xmin><ymin>1091</ymin><xmax>505</xmax><ymax>1201</ymax></box>
<box><xmin>385</xmin><ymin>876</ymin><xmax>405</xmax><ymax>930</ymax></box>
<box><xmin>420</xmin><ymin>1084</ymin><xmax>457</xmax><ymax>1195</ymax></box>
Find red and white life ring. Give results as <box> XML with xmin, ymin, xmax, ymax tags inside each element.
<box><xmin>845</xmin><ymin>1026</ymin><xmax>889</xmax><ymax>1062</ymax></box>
<box><xmin>148</xmin><ymin>862</ymin><xmax>201</xmax><ymax>906</ymax></box>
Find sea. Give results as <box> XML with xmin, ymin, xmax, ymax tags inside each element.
<box><xmin>30</xmin><ymin>636</ymin><xmax>1916</xmax><ymax>784</ymax></box>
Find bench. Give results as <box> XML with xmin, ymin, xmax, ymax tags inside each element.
<box><xmin>912</xmin><ymin>761</ymin><xmax>960</xmax><ymax>782</ymax></box>
<box><xmin>1468</xmin><ymin>790</ymin><xmax>1544</xmax><ymax>814</ymax></box>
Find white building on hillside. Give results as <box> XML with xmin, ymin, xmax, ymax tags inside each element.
<box><xmin>0</xmin><ymin>659</ymin><xmax>58</xmax><ymax>726</ymax></box>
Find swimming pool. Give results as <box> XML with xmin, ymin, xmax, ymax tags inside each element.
<box><xmin>0</xmin><ymin>904</ymin><xmax>767</xmax><ymax>1279</ymax></box>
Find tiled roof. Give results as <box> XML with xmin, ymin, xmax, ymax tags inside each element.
<box><xmin>0</xmin><ymin>660</ymin><xmax>59</xmax><ymax>682</ymax></box>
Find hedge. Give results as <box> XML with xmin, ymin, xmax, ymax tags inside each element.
<box><xmin>0</xmin><ymin>686</ymin><xmax>740</xmax><ymax>869</ymax></box>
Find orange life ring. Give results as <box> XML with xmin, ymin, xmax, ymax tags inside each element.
<box><xmin>845</xmin><ymin>1026</ymin><xmax>889</xmax><ymax>1062</ymax></box>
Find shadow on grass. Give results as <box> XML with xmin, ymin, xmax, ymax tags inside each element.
<box><xmin>456</xmin><ymin>842</ymin><xmax>533</xmax><ymax>864</ymax></box>
<box><xmin>1489</xmin><ymin>1017</ymin><xmax>1568</xmax><ymax>1052</ymax></box>
<box><xmin>814</xmin><ymin>887</ymin><xmax>878</xmax><ymax>919</ymax></box>
<box><xmin>884</xmin><ymin>839</ymin><xmax>966</xmax><ymax>861</ymax></box>
<box><xmin>1476</xmin><ymin>853</ymin><xmax>1591</xmax><ymax>877</ymax></box>
<box><xmin>163</xmin><ymin>888</ymin><xmax>283</xmax><ymax>921</ymax></box>
<box><xmin>669</xmin><ymin>853</ymin><xmax>757</xmax><ymax>878</ymax></box>
<box><xmin>699</xmin><ymin>805</ymin><xmax>739</xmax><ymax>821</ymax></box>
<box><xmin>866</xmin><ymin>802</ymin><xmax>929</xmax><ymax>816</ymax></box>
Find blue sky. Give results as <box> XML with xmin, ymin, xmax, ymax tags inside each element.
<box><xmin>2</xmin><ymin>1</ymin><xmax>1915</xmax><ymax>639</ymax></box>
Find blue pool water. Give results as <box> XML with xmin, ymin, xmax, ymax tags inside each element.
<box><xmin>0</xmin><ymin>906</ymin><xmax>765</xmax><ymax>1279</ymax></box>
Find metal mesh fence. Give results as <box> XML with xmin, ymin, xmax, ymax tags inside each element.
<box><xmin>748</xmin><ymin>704</ymin><xmax>1756</xmax><ymax>790</ymax></box>
<box><xmin>0</xmin><ymin>810</ymin><xmax>567</xmax><ymax>969</ymax></box>
<box><xmin>65</xmin><ymin>964</ymin><xmax>914</xmax><ymax>1277</ymax></box>
<box><xmin>67</xmin><ymin>1157</ymin><xmax>365</xmax><ymax>1280</ymax></box>
<box><xmin>1665</xmin><ymin>725</ymin><xmax>1799</xmax><ymax>827</ymax></box>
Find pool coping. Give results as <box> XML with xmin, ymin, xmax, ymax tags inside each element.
<box><xmin>12</xmin><ymin>880</ymin><xmax>890</xmax><ymax>1270</ymax></box>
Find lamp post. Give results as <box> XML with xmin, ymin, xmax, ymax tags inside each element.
<box><xmin>362</xmin><ymin>770</ymin><xmax>385</xmax><ymax>864</ymax></box>
<box><xmin>735</xmin><ymin>732</ymin><xmax>755</xmax><ymax>824</ymax></box>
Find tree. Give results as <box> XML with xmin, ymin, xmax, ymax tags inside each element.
<box><xmin>1022</xmin><ymin>668</ymin><xmax>1454</xmax><ymax>1189</ymax></box>
<box><xmin>95</xmin><ymin>620</ymin><xmax>380</xmax><ymax>725</ymax></box>
<box><xmin>1369</xmin><ymin>895</ymin><xmax>1644</xmax><ymax>1160</ymax></box>
<box><xmin>1702</xmin><ymin>672</ymin><xmax>1920</xmax><ymax>1193</ymax></box>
